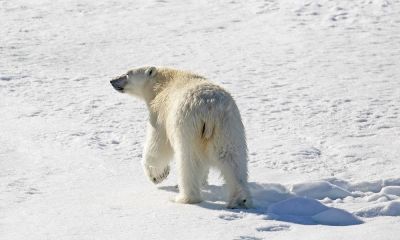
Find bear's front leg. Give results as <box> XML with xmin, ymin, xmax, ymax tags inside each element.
<box><xmin>143</xmin><ymin>157</ymin><xmax>170</xmax><ymax>184</ymax></box>
<box><xmin>142</xmin><ymin>123</ymin><xmax>173</xmax><ymax>184</ymax></box>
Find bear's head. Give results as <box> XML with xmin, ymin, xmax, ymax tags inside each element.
<box><xmin>110</xmin><ymin>66</ymin><xmax>157</xmax><ymax>98</ymax></box>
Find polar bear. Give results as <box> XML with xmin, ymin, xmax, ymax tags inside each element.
<box><xmin>110</xmin><ymin>66</ymin><xmax>252</xmax><ymax>208</ymax></box>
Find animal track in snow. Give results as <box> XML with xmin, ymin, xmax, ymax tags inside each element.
<box><xmin>218</xmin><ymin>213</ymin><xmax>244</xmax><ymax>221</ymax></box>
<box><xmin>256</xmin><ymin>224</ymin><xmax>290</xmax><ymax>232</ymax></box>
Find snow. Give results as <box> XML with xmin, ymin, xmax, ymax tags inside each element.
<box><xmin>269</xmin><ymin>197</ymin><xmax>329</xmax><ymax>217</ymax></box>
<box><xmin>1</xmin><ymin>0</ymin><xmax>400</xmax><ymax>239</ymax></box>
<box><xmin>291</xmin><ymin>181</ymin><xmax>352</xmax><ymax>199</ymax></box>
<box><xmin>355</xmin><ymin>201</ymin><xmax>400</xmax><ymax>218</ymax></box>
<box><xmin>312</xmin><ymin>208</ymin><xmax>363</xmax><ymax>226</ymax></box>
<box><xmin>380</xmin><ymin>186</ymin><xmax>400</xmax><ymax>196</ymax></box>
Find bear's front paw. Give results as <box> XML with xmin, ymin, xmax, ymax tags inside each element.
<box><xmin>144</xmin><ymin>165</ymin><xmax>170</xmax><ymax>184</ymax></box>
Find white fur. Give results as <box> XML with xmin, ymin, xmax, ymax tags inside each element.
<box><xmin>118</xmin><ymin>66</ymin><xmax>252</xmax><ymax>208</ymax></box>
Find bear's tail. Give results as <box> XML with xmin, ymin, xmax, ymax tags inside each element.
<box><xmin>200</xmin><ymin>121</ymin><xmax>214</xmax><ymax>140</ymax></box>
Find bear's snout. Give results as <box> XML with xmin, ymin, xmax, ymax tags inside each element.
<box><xmin>110</xmin><ymin>75</ymin><xmax>127</xmax><ymax>93</ymax></box>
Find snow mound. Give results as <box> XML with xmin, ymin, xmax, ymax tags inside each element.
<box><xmin>268</xmin><ymin>197</ymin><xmax>362</xmax><ymax>226</ymax></box>
<box><xmin>366</xmin><ymin>193</ymin><xmax>398</xmax><ymax>202</ymax></box>
<box><xmin>347</xmin><ymin>178</ymin><xmax>400</xmax><ymax>193</ymax></box>
<box><xmin>348</xmin><ymin>180</ymin><xmax>384</xmax><ymax>193</ymax></box>
<box><xmin>312</xmin><ymin>208</ymin><xmax>363</xmax><ymax>226</ymax></box>
<box><xmin>380</xmin><ymin>186</ymin><xmax>400</xmax><ymax>196</ymax></box>
<box><xmin>291</xmin><ymin>181</ymin><xmax>352</xmax><ymax>199</ymax></box>
<box><xmin>250</xmin><ymin>183</ymin><xmax>294</xmax><ymax>207</ymax></box>
<box><xmin>249</xmin><ymin>178</ymin><xmax>400</xmax><ymax>226</ymax></box>
<box><xmin>355</xmin><ymin>201</ymin><xmax>400</xmax><ymax>218</ymax></box>
<box><xmin>269</xmin><ymin>197</ymin><xmax>328</xmax><ymax>216</ymax></box>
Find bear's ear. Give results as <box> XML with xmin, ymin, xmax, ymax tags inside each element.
<box><xmin>145</xmin><ymin>66</ymin><xmax>157</xmax><ymax>77</ymax></box>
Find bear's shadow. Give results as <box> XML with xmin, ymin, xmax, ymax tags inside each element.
<box><xmin>159</xmin><ymin>182</ymin><xmax>293</xmax><ymax>211</ymax></box>
<box><xmin>159</xmin><ymin>182</ymin><xmax>363</xmax><ymax>226</ymax></box>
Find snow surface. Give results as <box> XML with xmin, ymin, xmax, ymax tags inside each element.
<box><xmin>1</xmin><ymin>0</ymin><xmax>400</xmax><ymax>239</ymax></box>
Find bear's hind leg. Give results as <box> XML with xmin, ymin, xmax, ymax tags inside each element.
<box><xmin>174</xmin><ymin>144</ymin><xmax>203</xmax><ymax>204</ymax></box>
<box><xmin>200</xmin><ymin>165</ymin><xmax>209</xmax><ymax>187</ymax></box>
<box><xmin>217</xmin><ymin>152</ymin><xmax>252</xmax><ymax>209</ymax></box>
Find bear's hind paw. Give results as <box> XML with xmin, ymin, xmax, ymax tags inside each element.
<box><xmin>174</xmin><ymin>194</ymin><xmax>202</xmax><ymax>204</ymax></box>
<box><xmin>227</xmin><ymin>196</ymin><xmax>253</xmax><ymax>209</ymax></box>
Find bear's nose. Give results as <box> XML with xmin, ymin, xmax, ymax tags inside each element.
<box><xmin>110</xmin><ymin>75</ymin><xmax>127</xmax><ymax>92</ymax></box>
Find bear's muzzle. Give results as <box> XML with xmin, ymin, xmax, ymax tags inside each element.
<box><xmin>110</xmin><ymin>75</ymin><xmax>127</xmax><ymax>93</ymax></box>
